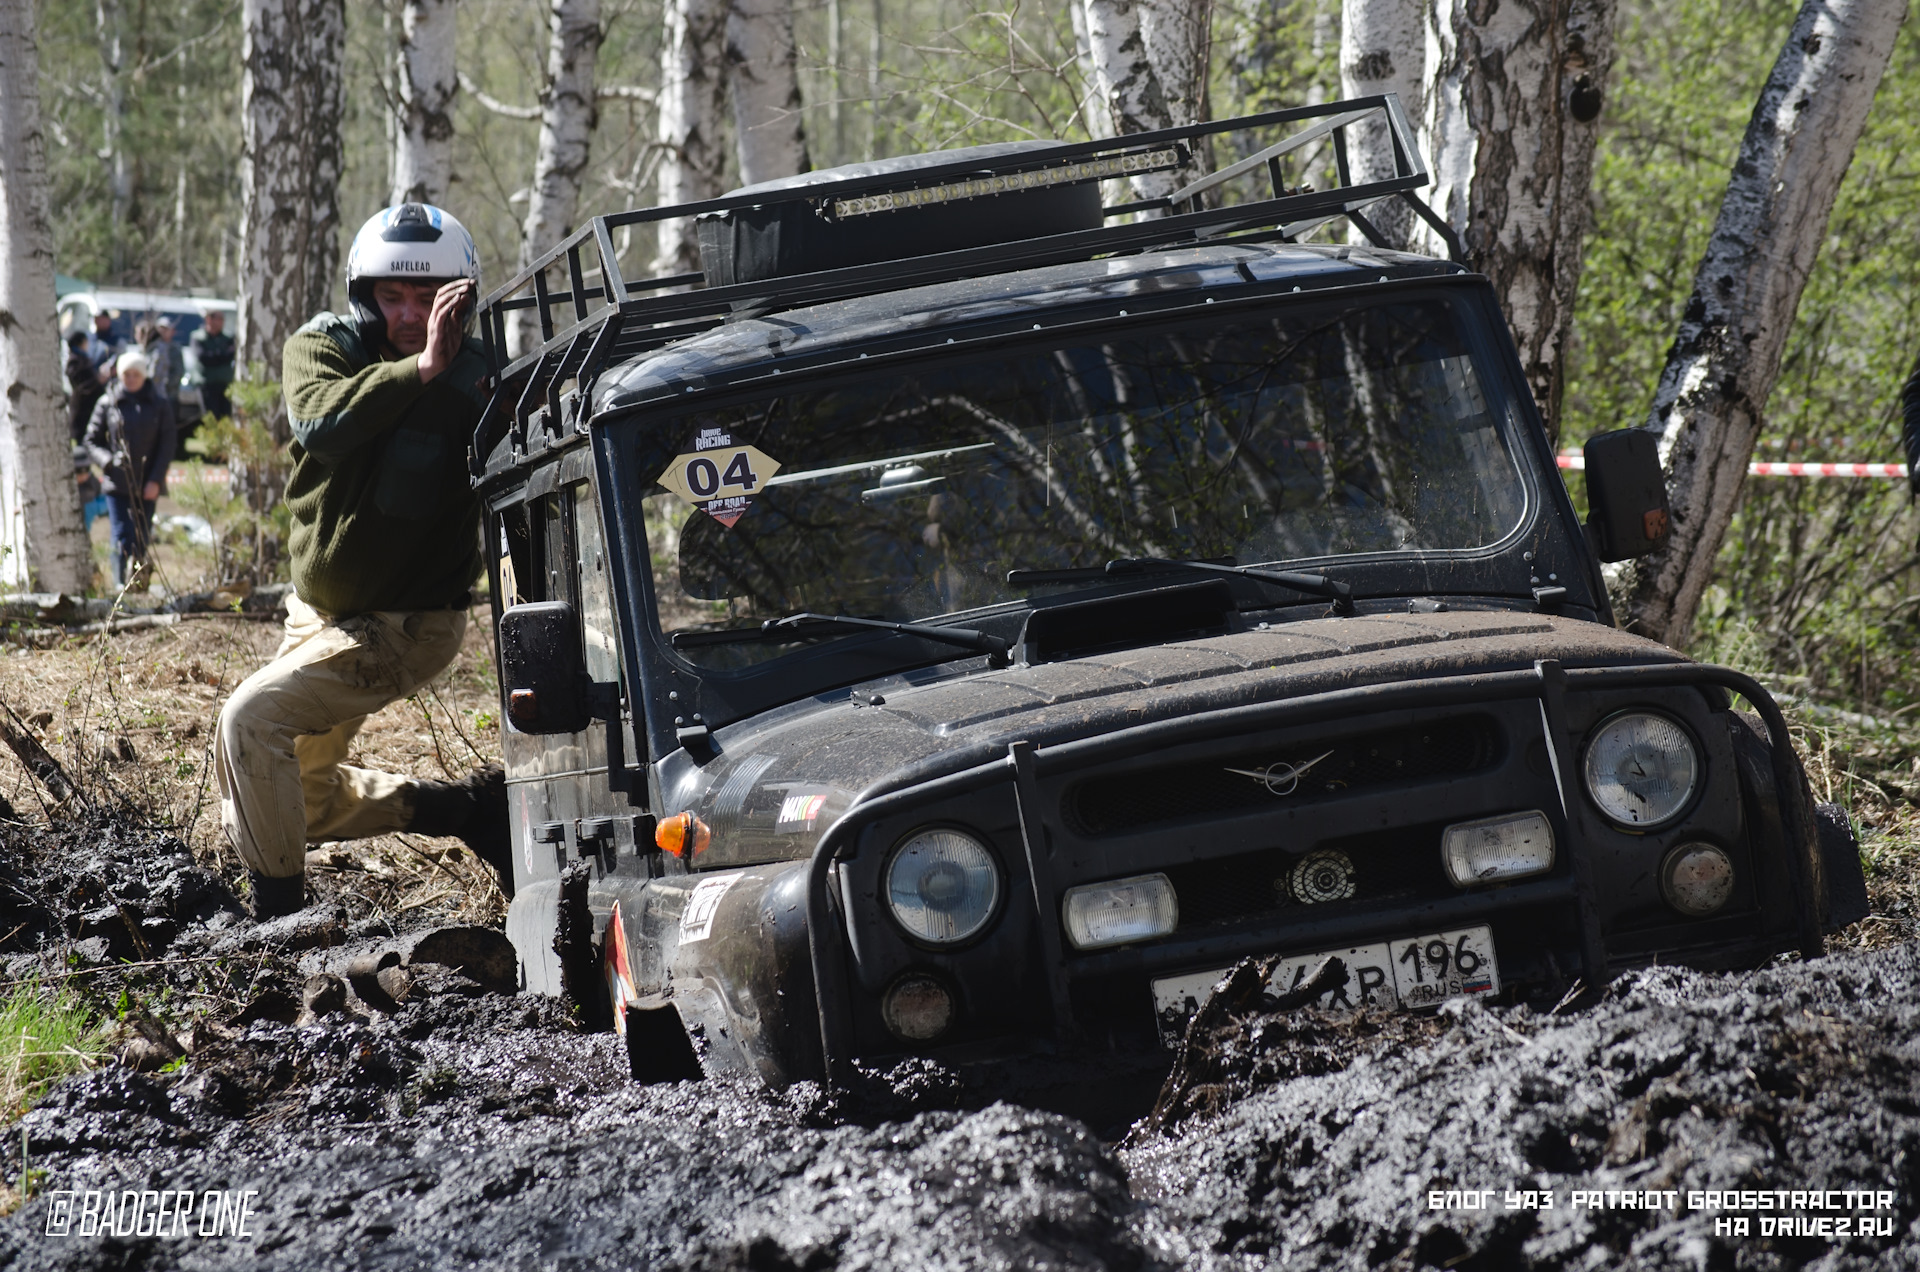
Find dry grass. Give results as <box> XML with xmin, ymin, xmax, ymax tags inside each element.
<box><xmin>0</xmin><ymin>606</ymin><xmax>506</xmax><ymax>929</ymax></box>
<box><xmin>1787</xmin><ymin>706</ymin><xmax>1920</xmax><ymax>952</ymax></box>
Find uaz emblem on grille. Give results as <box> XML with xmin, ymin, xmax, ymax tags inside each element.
<box><xmin>1224</xmin><ymin>748</ymin><xmax>1335</xmax><ymax>796</ymax></box>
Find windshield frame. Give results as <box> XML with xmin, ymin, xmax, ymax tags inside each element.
<box><xmin>594</xmin><ymin>277</ymin><xmax>1592</xmax><ymax>752</ymax></box>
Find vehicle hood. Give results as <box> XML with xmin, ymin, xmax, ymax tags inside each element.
<box><xmin>659</xmin><ymin>611</ymin><xmax>1688</xmax><ymax>861</ymax></box>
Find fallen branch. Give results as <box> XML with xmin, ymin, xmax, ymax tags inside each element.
<box><xmin>0</xmin><ymin>695</ymin><xmax>74</xmax><ymax>804</ymax></box>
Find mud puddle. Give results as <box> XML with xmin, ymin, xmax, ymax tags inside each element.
<box><xmin>3</xmin><ymin>814</ymin><xmax>1918</xmax><ymax>1270</ymax></box>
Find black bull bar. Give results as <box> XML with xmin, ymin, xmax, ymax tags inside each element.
<box><xmin>803</xmin><ymin>660</ymin><xmax>1822</xmax><ymax>1084</ymax></box>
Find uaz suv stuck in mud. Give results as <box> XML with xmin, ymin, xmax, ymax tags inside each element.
<box><xmin>469</xmin><ymin>97</ymin><xmax>1868</xmax><ymax>1088</ymax></box>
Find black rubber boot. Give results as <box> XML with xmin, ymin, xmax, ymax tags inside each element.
<box><xmin>410</xmin><ymin>764</ymin><xmax>514</xmax><ymax>899</ymax></box>
<box><xmin>247</xmin><ymin>869</ymin><xmax>305</xmax><ymax>920</ymax></box>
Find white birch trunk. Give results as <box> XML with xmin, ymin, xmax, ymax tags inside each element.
<box><xmin>1139</xmin><ymin>0</ymin><xmax>1208</xmax><ymax>128</ymax></box>
<box><xmin>391</xmin><ymin>0</ymin><xmax>458</xmax><ymax>207</ymax></box>
<box><xmin>239</xmin><ymin>0</ymin><xmax>346</xmax><ymax>384</ymax></box>
<box><xmin>653</xmin><ymin>0</ymin><xmax>729</xmax><ymax>278</ymax></box>
<box><xmin>1</xmin><ymin>0</ymin><xmax>89</xmax><ymax>594</ymax></box>
<box><xmin>727</xmin><ymin>0</ymin><xmax>808</xmax><ymax>187</ymax></box>
<box><xmin>508</xmin><ymin>0</ymin><xmax>602</xmax><ymax>357</ymax></box>
<box><xmin>1340</xmin><ymin>0</ymin><xmax>1424</xmax><ymax>248</ymax></box>
<box><xmin>1419</xmin><ymin>0</ymin><xmax>1616</xmax><ymax>438</ymax></box>
<box><xmin>1619</xmin><ymin>0</ymin><xmax>1909</xmax><ymax>649</ymax></box>
<box><xmin>1067</xmin><ymin>0</ymin><xmax>1112</xmax><ymax>139</ymax></box>
<box><xmin>1083</xmin><ymin>0</ymin><xmax>1178</xmax><ymax>204</ymax></box>
<box><xmin>97</xmin><ymin>0</ymin><xmax>132</xmax><ymax>278</ymax></box>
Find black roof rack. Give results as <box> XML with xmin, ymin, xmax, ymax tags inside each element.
<box><xmin>469</xmin><ymin>92</ymin><xmax>1456</xmax><ymax>478</ymax></box>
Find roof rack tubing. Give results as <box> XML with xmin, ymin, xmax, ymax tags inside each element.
<box><xmin>1165</xmin><ymin>106</ymin><xmax>1380</xmax><ymax>207</ymax></box>
<box><xmin>624</xmin><ymin>271</ymin><xmax>703</xmax><ymax>294</ymax></box>
<box><xmin>572</xmin><ymin>96</ymin><xmax>1405</xmax><ymax>242</ymax></box>
<box><xmin>593</xmin><ymin>219</ymin><xmax>629</xmax><ymax>309</ymax></box>
<box><xmin>481</xmin><ymin>96</ymin><xmax>1408</xmax><ymax>322</ymax></box>
<box><xmin>478</xmin><ymin>216</ymin><xmax>602</xmax><ymax>313</ymax></box>
<box><xmin>1331</xmin><ymin>123</ymin><xmax>1355</xmax><ymax>188</ymax></box>
<box><xmin>1382</xmin><ymin>92</ymin><xmax>1427</xmax><ymax>181</ymax></box>
<box><xmin>532</xmin><ymin>267</ymin><xmax>556</xmax><ymax>342</ymax></box>
<box><xmin>566</xmin><ymin>246</ymin><xmax>590</xmax><ymax>325</ymax></box>
<box><xmin>490</xmin><ymin>173</ymin><xmax>1427</xmax><ymax>383</ymax></box>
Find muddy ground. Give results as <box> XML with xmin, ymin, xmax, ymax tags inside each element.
<box><xmin>2</xmin><ymin>619</ymin><xmax>1918</xmax><ymax>1270</ymax></box>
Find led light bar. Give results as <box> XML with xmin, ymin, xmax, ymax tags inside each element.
<box><xmin>831</xmin><ymin>149</ymin><xmax>1185</xmax><ymax>220</ymax></box>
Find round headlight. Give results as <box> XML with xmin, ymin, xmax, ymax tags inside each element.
<box><xmin>885</xmin><ymin>828</ymin><xmax>1001</xmax><ymax>945</ymax></box>
<box><xmin>1582</xmin><ymin>711</ymin><xmax>1699</xmax><ymax>829</ymax></box>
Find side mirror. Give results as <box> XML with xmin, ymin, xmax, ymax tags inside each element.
<box><xmin>498</xmin><ymin>601</ymin><xmax>591</xmax><ymax>734</ymax></box>
<box><xmin>1583</xmin><ymin>428</ymin><xmax>1671</xmax><ymax>562</ymax></box>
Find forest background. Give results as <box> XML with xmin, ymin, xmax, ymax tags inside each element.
<box><xmin>30</xmin><ymin>0</ymin><xmax>1920</xmax><ymax>718</ymax></box>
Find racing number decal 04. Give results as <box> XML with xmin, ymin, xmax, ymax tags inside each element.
<box><xmin>657</xmin><ymin>426</ymin><xmax>783</xmax><ymax>527</ymax></box>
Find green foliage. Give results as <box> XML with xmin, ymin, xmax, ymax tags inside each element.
<box><xmin>38</xmin><ymin>0</ymin><xmax>242</xmax><ymax>289</ymax></box>
<box><xmin>169</xmin><ymin>366</ymin><xmax>293</xmax><ymax>586</ymax></box>
<box><xmin>1</xmin><ymin>981</ymin><xmax>106</xmax><ymax>1122</ymax></box>
<box><xmin>1566</xmin><ymin>0</ymin><xmax>1920</xmax><ymax>711</ymax></box>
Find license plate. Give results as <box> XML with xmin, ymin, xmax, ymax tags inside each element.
<box><xmin>1149</xmin><ymin>924</ymin><xmax>1501</xmax><ymax>1047</ymax></box>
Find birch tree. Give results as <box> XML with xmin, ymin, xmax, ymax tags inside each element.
<box><xmin>0</xmin><ymin>0</ymin><xmax>90</xmax><ymax>595</ymax></box>
<box><xmin>391</xmin><ymin>0</ymin><xmax>457</xmax><ymax>206</ymax></box>
<box><xmin>1418</xmin><ymin>0</ymin><xmax>1616</xmax><ymax>438</ymax></box>
<box><xmin>97</xmin><ymin>0</ymin><xmax>133</xmax><ymax>278</ymax></box>
<box><xmin>1340</xmin><ymin>0</ymin><xmax>1423</xmax><ymax>248</ymax></box>
<box><xmin>1083</xmin><ymin>0</ymin><xmax>1173</xmax><ymax>137</ymax></box>
<box><xmin>508</xmin><ymin>0</ymin><xmax>603</xmax><ymax>356</ymax></box>
<box><xmin>652</xmin><ymin>0</ymin><xmax>728</xmax><ymax>277</ymax></box>
<box><xmin>239</xmin><ymin>0</ymin><xmax>345</xmax><ymax>378</ymax></box>
<box><xmin>1082</xmin><ymin>0</ymin><xmax>1178</xmax><ymax>205</ymax></box>
<box><xmin>1619</xmin><ymin>0</ymin><xmax>1910</xmax><ymax>649</ymax></box>
<box><xmin>727</xmin><ymin>0</ymin><xmax>807</xmax><ymax>186</ymax></box>
<box><xmin>1139</xmin><ymin>0</ymin><xmax>1209</xmax><ymax>128</ymax></box>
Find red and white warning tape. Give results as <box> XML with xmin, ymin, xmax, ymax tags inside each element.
<box><xmin>1556</xmin><ymin>454</ymin><xmax>1910</xmax><ymax>480</ymax></box>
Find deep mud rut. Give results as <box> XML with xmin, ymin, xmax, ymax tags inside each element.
<box><xmin>4</xmin><ymin>818</ymin><xmax>1919</xmax><ymax>1271</ymax></box>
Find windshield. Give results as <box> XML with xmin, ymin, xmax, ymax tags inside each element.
<box><xmin>634</xmin><ymin>297</ymin><xmax>1529</xmax><ymax>669</ymax></box>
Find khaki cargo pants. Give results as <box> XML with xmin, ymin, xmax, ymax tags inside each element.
<box><xmin>215</xmin><ymin>593</ymin><xmax>467</xmax><ymax>878</ymax></box>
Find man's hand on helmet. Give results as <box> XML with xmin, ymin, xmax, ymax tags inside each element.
<box><xmin>416</xmin><ymin>279</ymin><xmax>473</xmax><ymax>384</ymax></box>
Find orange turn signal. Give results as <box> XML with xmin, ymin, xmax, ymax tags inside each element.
<box><xmin>655</xmin><ymin>811</ymin><xmax>711</xmax><ymax>858</ymax></box>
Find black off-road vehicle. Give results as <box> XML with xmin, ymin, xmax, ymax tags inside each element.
<box><xmin>469</xmin><ymin>97</ymin><xmax>1868</xmax><ymax>1088</ymax></box>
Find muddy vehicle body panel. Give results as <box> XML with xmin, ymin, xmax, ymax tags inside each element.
<box><xmin>471</xmin><ymin>99</ymin><xmax>1864</xmax><ymax>1088</ymax></box>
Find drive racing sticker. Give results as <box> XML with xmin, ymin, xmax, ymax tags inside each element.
<box><xmin>678</xmin><ymin>872</ymin><xmax>743</xmax><ymax>943</ymax></box>
<box><xmin>657</xmin><ymin>426</ymin><xmax>783</xmax><ymax>527</ymax></box>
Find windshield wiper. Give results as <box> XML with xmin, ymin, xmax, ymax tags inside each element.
<box><xmin>1007</xmin><ymin>556</ymin><xmax>1356</xmax><ymax>615</ymax></box>
<box><xmin>672</xmin><ymin>612</ymin><xmax>1012</xmax><ymax>667</ymax></box>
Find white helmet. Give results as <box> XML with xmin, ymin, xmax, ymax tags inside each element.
<box><xmin>345</xmin><ymin>203</ymin><xmax>480</xmax><ymax>344</ymax></box>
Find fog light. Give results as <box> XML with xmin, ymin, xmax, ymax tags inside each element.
<box><xmin>1442</xmin><ymin>811</ymin><xmax>1555</xmax><ymax>887</ymax></box>
<box><xmin>1661</xmin><ymin>843</ymin><xmax>1734</xmax><ymax>916</ymax></box>
<box><xmin>1289</xmin><ymin>850</ymin><xmax>1356</xmax><ymax>903</ymax></box>
<box><xmin>881</xmin><ymin>974</ymin><xmax>954</xmax><ymax>1041</ymax></box>
<box><xmin>1061</xmin><ymin>873</ymin><xmax>1178</xmax><ymax>950</ymax></box>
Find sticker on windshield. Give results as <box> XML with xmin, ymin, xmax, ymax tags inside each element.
<box><xmin>657</xmin><ymin>427</ymin><xmax>783</xmax><ymax>528</ymax></box>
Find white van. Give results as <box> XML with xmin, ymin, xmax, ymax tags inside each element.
<box><xmin>59</xmin><ymin>289</ymin><xmax>238</xmax><ymax>413</ymax></box>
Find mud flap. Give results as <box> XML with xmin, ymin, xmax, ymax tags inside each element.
<box><xmin>1815</xmin><ymin>803</ymin><xmax>1871</xmax><ymax>932</ymax></box>
<box><xmin>625</xmin><ymin>1002</ymin><xmax>705</xmax><ymax>1084</ymax></box>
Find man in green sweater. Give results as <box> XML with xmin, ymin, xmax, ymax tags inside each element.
<box><xmin>215</xmin><ymin>203</ymin><xmax>511</xmax><ymax>918</ymax></box>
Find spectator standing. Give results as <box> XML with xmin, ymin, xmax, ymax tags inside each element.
<box><xmin>65</xmin><ymin>331</ymin><xmax>105</xmax><ymax>441</ymax></box>
<box><xmin>147</xmin><ymin>317</ymin><xmax>186</xmax><ymax>460</ymax></box>
<box><xmin>85</xmin><ymin>311</ymin><xmax>120</xmax><ymax>381</ymax></box>
<box><xmin>189</xmin><ymin>309</ymin><xmax>236</xmax><ymax>425</ymax></box>
<box><xmin>84</xmin><ymin>350</ymin><xmax>175</xmax><ymax>589</ymax></box>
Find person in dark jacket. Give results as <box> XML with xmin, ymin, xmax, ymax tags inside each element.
<box><xmin>188</xmin><ymin>309</ymin><xmax>235</xmax><ymax>426</ymax></box>
<box><xmin>84</xmin><ymin>349</ymin><xmax>176</xmax><ymax>589</ymax></box>
<box><xmin>65</xmin><ymin>331</ymin><xmax>105</xmax><ymax>441</ymax></box>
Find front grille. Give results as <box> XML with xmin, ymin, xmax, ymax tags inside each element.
<box><xmin>1163</xmin><ymin>823</ymin><xmax>1456</xmax><ymax>930</ymax></box>
<box><xmin>1065</xmin><ymin>715</ymin><xmax>1503</xmax><ymax>836</ymax></box>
